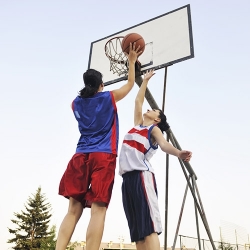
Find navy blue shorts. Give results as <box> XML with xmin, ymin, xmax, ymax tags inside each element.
<box><xmin>122</xmin><ymin>170</ymin><xmax>162</xmax><ymax>242</ymax></box>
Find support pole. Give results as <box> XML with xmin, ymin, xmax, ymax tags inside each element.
<box><xmin>162</xmin><ymin>67</ymin><xmax>168</xmax><ymax>250</ymax></box>
<box><xmin>164</xmin><ymin>133</ymin><xmax>170</xmax><ymax>250</ymax></box>
<box><xmin>172</xmin><ymin>181</ymin><xmax>189</xmax><ymax>250</ymax></box>
<box><xmin>192</xmin><ymin>176</ymin><xmax>202</xmax><ymax>250</ymax></box>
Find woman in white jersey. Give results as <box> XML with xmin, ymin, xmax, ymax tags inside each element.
<box><xmin>119</xmin><ymin>70</ymin><xmax>192</xmax><ymax>250</ymax></box>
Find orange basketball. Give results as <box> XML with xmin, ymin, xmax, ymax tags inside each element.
<box><xmin>121</xmin><ymin>33</ymin><xmax>145</xmax><ymax>55</ymax></box>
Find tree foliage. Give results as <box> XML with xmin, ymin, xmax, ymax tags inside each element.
<box><xmin>7</xmin><ymin>187</ymin><xmax>56</xmax><ymax>249</ymax></box>
<box><xmin>66</xmin><ymin>241</ymin><xmax>81</xmax><ymax>250</ymax></box>
<box><xmin>218</xmin><ymin>242</ymin><xmax>235</xmax><ymax>250</ymax></box>
<box><xmin>40</xmin><ymin>225</ymin><xmax>57</xmax><ymax>250</ymax></box>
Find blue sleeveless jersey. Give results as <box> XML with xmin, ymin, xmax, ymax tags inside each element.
<box><xmin>72</xmin><ymin>91</ymin><xmax>119</xmax><ymax>155</ymax></box>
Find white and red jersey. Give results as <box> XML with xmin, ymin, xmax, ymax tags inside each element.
<box><xmin>119</xmin><ymin>124</ymin><xmax>158</xmax><ymax>175</ymax></box>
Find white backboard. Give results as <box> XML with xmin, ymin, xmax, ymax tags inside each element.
<box><xmin>88</xmin><ymin>4</ymin><xmax>194</xmax><ymax>86</ymax></box>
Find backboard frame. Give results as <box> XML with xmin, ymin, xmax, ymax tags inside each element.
<box><xmin>88</xmin><ymin>4</ymin><xmax>194</xmax><ymax>86</ymax></box>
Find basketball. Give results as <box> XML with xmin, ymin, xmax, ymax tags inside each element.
<box><xmin>121</xmin><ymin>33</ymin><xmax>145</xmax><ymax>55</ymax></box>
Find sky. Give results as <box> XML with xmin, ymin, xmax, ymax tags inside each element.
<box><xmin>1</xmin><ymin>0</ymin><xmax>250</xmax><ymax>249</ymax></box>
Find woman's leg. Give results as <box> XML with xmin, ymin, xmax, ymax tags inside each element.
<box><xmin>136</xmin><ymin>233</ymin><xmax>160</xmax><ymax>250</ymax></box>
<box><xmin>86</xmin><ymin>201</ymin><xmax>107</xmax><ymax>250</ymax></box>
<box><xmin>55</xmin><ymin>197</ymin><xmax>83</xmax><ymax>250</ymax></box>
<box><xmin>136</xmin><ymin>239</ymin><xmax>146</xmax><ymax>250</ymax></box>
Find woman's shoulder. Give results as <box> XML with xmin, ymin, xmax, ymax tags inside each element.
<box><xmin>76</xmin><ymin>91</ymin><xmax>112</xmax><ymax>100</ymax></box>
<box><xmin>73</xmin><ymin>96</ymin><xmax>81</xmax><ymax>102</ymax></box>
<box><xmin>96</xmin><ymin>91</ymin><xmax>111</xmax><ymax>97</ymax></box>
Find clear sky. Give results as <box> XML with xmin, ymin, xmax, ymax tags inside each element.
<box><xmin>1</xmin><ymin>0</ymin><xmax>249</xmax><ymax>249</ymax></box>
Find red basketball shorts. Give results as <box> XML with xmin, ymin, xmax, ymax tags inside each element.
<box><xmin>59</xmin><ymin>152</ymin><xmax>116</xmax><ymax>208</ymax></box>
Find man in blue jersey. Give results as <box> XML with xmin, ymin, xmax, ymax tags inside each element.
<box><xmin>119</xmin><ymin>70</ymin><xmax>192</xmax><ymax>250</ymax></box>
<box><xmin>56</xmin><ymin>43</ymin><xmax>142</xmax><ymax>250</ymax></box>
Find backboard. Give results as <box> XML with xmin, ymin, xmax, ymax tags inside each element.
<box><xmin>88</xmin><ymin>4</ymin><xmax>194</xmax><ymax>86</ymax></box>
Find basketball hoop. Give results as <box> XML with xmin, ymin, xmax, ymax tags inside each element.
<box><xmin>104</xmin><ymin>36</ymin><xmax>142</xmax><ymax>77</ymax></box>
<box><xmin>104</xmin><ymin>36</ymin><xmax>128</xmax><ymax>76</ymax></box>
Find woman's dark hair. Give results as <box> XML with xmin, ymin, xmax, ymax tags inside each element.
<box><xmin>79</xmin><ymin>69</ymin><xmax>103</xmax><ymax>98</ymax></box>
<box><xmin>156</xmin><ymin>109</ymin><xmax>170</xmax><ymax>133</ymax></box>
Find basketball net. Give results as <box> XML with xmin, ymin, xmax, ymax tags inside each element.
<box><xmin>104</xmin><ymin>37</ymin><xmax>129</xmax><ymax>76</ymax></box>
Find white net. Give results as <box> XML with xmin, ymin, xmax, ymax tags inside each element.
<box><xmin>104</xmin><ymin>37</ymin><xmax>129</xmax><ymax>76</ymax></box>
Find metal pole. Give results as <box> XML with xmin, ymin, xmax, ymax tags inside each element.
<box><xmin>162</xmin><ymin>67</ymin><xmax>168</xmax><ymax>113</ymax></box>
<box><xmin>172</xmin><ymin>181</ymin><xmax>189</xmax><ymax>250</ymax></box>
<box><xmin>162</xmin><ymin>67</ymin><xmax>168</xmax><ymax>250</ymax></box>
<box><xmin>164</xmin><ymin>133</ymin><xmax>170</xmax><ymax>250</ymax></box>
<box><xmin>193</xmin><ymin>179</ymin><xmax>217</xmax><ymax>249</ymax></box>
<box><xmin>192</xmin><ymin>176</ymin><xmax>201</xmax><ymax>250</ymax></box>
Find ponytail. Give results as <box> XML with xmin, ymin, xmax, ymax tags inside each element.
<box><xmin>157</xmin><ymin>109</ymin><xmax>170</xmax><ymax>133</ymax></box>
<box><xmin>79</xmin><ymin>69</ymin><xmax>103</xmax><ymax>98</ymax></box>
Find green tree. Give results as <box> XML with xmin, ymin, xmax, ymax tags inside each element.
<box><xmin>40</xmin><ymin>225</ymin><xmax>57</xmax><ymax>250</ymax></box>
<box><xmin>218</xmin><ymin>242</ymin><xmax>235</xmax><ymax>250</ymax></box>
<box><xmin>7</xmin><ymin>187</ymin><xmax>56</xmax><ymax>250</ymax></box>
<box><xmin>66</xmin><ymin>241</ymin><xmax>80</xmax><ymax>250</ymax></box>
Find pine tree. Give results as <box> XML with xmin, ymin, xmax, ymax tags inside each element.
<box><xmin>40</xmin><ymin>225</ymin><xmax>57</xmax><ymax>250</ymax></box>
<box><xmin>7</xmin><ymin>187</ymin><xmax>56</xmax><ymax>250</ymax></box>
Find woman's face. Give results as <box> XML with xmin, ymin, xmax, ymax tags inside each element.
<box><xmin>144</xmin><ymin>109</ymin><xmax>160</xmax><ymax>121</ymax></box>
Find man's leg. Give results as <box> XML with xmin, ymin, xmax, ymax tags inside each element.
<box><xmin>86</xmin><ymin>202</ymin><xmax>107</xmax><ymax>250</ymax></box>
<box><xmin>55</xmin><ymin>197</ymin><xmax>83</xmax><ymax>250</ymax></box>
